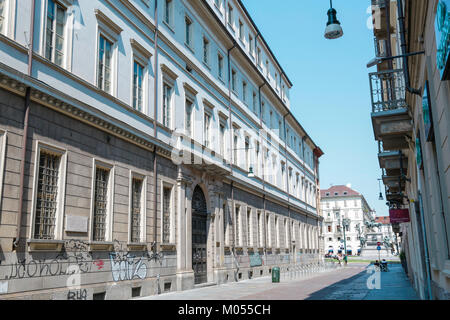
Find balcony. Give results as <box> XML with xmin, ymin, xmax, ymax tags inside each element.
<box><xmin>378</xmin><ymin>148</ymin><xmax>408</xmax><ymax>177</ymax></box>
<box><xmin>369</xmin><ymin>69</ymin><xmax>412</xmax><ymax>151</ymax></box>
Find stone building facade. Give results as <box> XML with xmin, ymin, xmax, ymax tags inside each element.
<box><xmin>0</xmin><ymin>0</ymin><xmax>323</xmax><ymax>299</ymax></box>
<box><xmin>368</xmin><ymin>0</ymin><xmax>449</xmax><ymax>300</ymax></box>
<box><xmin>320</xmin><ymin>185</ymin><xmax>373</xmax><ymax>256</ymax></box>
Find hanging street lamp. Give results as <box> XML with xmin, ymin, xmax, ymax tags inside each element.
<box><xmin>324</xmin><ymin>0</ymin><xmax>344</xmax><ymax>39</ymax></box>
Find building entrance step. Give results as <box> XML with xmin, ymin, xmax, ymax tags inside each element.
<box><xmin>194</xmin><ymin>282</ymin><xmax>217</xmax><ymax>289</ymax></box>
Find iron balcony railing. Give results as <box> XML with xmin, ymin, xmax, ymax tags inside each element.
<box><xmin>369</xmin><ymin>69</ymin><xmax>407</xmax><ymax>113</ymax></box>
<box><xmin>371</xmin><ymin>0</ymin><xmax>387</xmax><ymax>8</ymax></box>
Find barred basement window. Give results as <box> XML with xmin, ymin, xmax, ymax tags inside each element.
<box><xmin>34</xmin><ymin>151</ymin><xmax>60</xmax><ymax>239</ymax></box>
<box><xmin>45</xmin><ymin>0</ymin><xmax>66</xmax><ymax>67</ymax></box>
<box><xmin>247</xmin><ymin>208</ymin><xmax>251</xmax><ymax>247</ymax></box>
<box><xmin>162</xmin><ymin>187</ymin><xmax>172</xmax><ymax>243</ymax></box>
<box><xmin>93</xmin><ymin>167</ymin><xmax>109</xmax><ymax>241</ymax></box>
<box><xmin>131</xmin><ymin>178</ymin><xmax>143</xmax><ymax>243</ymax></box>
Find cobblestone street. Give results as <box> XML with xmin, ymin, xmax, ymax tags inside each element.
<box><xmin>137</xmin><ymin>263</ymin><xmax>418</xmax><ymax>300</ymax></box>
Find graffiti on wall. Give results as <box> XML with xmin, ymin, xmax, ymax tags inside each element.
<box><xmin>109</xmin><ymin>241</ymin><xmax>147</xmax><ymax>282</ymax></box>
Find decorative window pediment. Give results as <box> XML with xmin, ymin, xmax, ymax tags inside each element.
<box><xmin>95</xmin><ymin>9</ymin><xmax>123</xmax><ymax>40</ymax></box>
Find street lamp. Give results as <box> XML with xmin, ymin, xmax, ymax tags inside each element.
<box><xmin>324</xmin><ymin>0</ymin><xmax>344</xmax><ymax>40</ymax></box>
<box><xmin>378</xmin><ymin>179</ymin><xmax>384</xmax><ymax>201</ymax></box>
<box><xmin>341</xmin><ymin>218</ymin><xmax>350</xmax><ymax>264</ymax></box>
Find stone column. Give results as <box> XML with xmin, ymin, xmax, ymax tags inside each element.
<box><xmin>176</xmin><ymin>169</ymin><xmax>194</xmax><ymax>291</ymax></box>
<box><xmin>176</xmin><ymin>174</ymin><xmax>187</xmax><ymax>271</ymax></box>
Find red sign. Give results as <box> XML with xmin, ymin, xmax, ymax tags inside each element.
<box><xmin>377</xmin><ymin>242</ymin><xmax>381</xmax><ymax>246</ymax></box>
<box><xmin>389</xmin><ymin>209</ymin><xmax>411</xmax><ymax>223</ymax></box>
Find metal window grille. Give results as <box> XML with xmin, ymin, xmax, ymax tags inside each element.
<box><xmin>0</xmin><ymin>0</ymin><xmax>6</xmax><ymax>33</ymax></box>
<box><xmin>247</xmin><ymin>209</ymin><xmax>251</xmax><ymax>247</ymax></box>
<box><xmin>93</xmin><ymin>167</ymin><xmax>109</xmax><ymax>241</ymax></box>
<box><xmin>34</xmin><ymin>151</ymin><xmax>60</xmax><ymax>239</ymax></box>
<box><xmin>235</xmin><ymin>206</ymin><xmax>240</xmax><ymax>246</ymax></box>
<box><xmin>133</xmin><ymin>61</ymin><xmax>143</xmax><ymax>111</ymax></box>
<box><xmin>162</xmin><ymin>187</ymin><xmax>171</xmax><ymax>243</ymax></box>
<box><xmin>98</xmin><ymin>35</ymin><xmax>112</xmax><ymax>93</ymax></box>
<box><xmin>131</xmin><ymin>178</ymin><xmax>143</xmax><ymax>243</ymax></box>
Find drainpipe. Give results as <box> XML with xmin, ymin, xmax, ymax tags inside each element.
<box><xmin>397</xmin><ymin>0</ymin><xmax>422</xmax><ymax>96</ymax></box>
<box><xmin>282</xmin><ymin>113</ymin><xmax>292</xmax><ymax>265</ymax></box>
<box><xmin>152</xmin><ymin>0</ymin><xmax>159</xmax><ymax>254</ymax></box>
<box><xmin>227</xmin><ymin>41</ymin><xmax>237</xmax><ymax>274</ymax></box>
<box><xmin>14</xmin><ymin>0</ymin><xmax>36</xmax><ymax>248</ymax></box>
<box><xmin>258</xmin><ymin>83</ymin><xmax>267</xmax><ymax>260</ymax></box>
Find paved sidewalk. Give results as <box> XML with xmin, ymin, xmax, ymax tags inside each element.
<box><xmin>136</xmin><ymin>263</ymin><xmax>418</xmax><ymax>300</ymax></box>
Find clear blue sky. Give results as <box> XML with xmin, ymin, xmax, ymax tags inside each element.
<box><xmin>243</xmin><ymin>0</ymin><xmax>388</xmax><ymax>216</ymax></box>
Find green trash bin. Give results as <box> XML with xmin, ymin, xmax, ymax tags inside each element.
<box><xmin>272</xmin><ymin>267</ymin><xmax>280</xmax><ymax>283</ymax></box>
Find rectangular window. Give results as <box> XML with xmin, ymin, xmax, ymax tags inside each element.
<box><xmin>0</xmin><ymin>0</ymin><xmax>6</xmax><ymax>34</ymax></box>
<box><xmin>132</xmin><ymin>61</ymin><xmax>144</xmax><ymax>111</ymax></box>
<box><xmin>245</xmin><ymin>137</ymin><xmax>250</xmax><ymax>171</ymax></box>
<box><xmin>93</xmin><ymin>167</ymin><xmax>110</xmax><ymax>241</ymax></box>
<box><xmin>266</xmin><ymin>214</ymin><xmax>271</xmax><ymax>247</ymax></box>
<box><xmin>285</xmin><ymin>219</ymin><xmax>289</xmax><ymax>248</ymax></box>
<box><xmin>45</xmin><ymin>0</ymin><xmax>65</xmax><ymax>67</ymax></box>
<box><xmin>256</xmin><ymin>48</ymin><xmax>261</xmax><ymax>66</ymax></box>
<box><xmin>231</xmin><ymin>69</ymin><xmax>237</xmax><ymax>92</ymax></box>
<box><xmin>249</xmin><ymin>35</ymin><xmax>254</xmax><ymax>56</ymax></box>
<box><xmin>162</xmin><ymin>187</ymin><xmax>172</xmax><ymax>243</ymax></box>
<box><xmin>247</xmin><ymin>208</ymin><xmax>251</xmax><ymax>247</ymax></box>
<box><xmin>185</xmin><ymin>99</ymin><xmax>193</xmax><ymax>136</ymax></box>
<box><xmin>252</xmin><ymin>92</ymin><xmax>257</xmax><ymax>113</ymax></box>
<box><xmin>97</xmin><ymin>35</ymin><xmax>113</xmax><ymax>93</ymax></box>
<box><xmin>218</xmin><ymin>53</ymin><xmax>224</xmax><ymax>79</ymax></box>
<box><xmin>203</xmin><ymin>37</ymin><xmax>209</xmax><ymax>64</ymax></box>
<box><xmin>257</xmin><ymin>211</ymin><xmax>262</xmax><ymax>247</ymax></box>
<box><xmin>239</xmin><ymin>20</ymin><xmax>244</xmax><ymax>41</ymax></box>
<box><xmin>233</xmin><ymin>131</ymin><xmax>238</xmax><ymax>166</ymax></box>
<box><xmin>130</xmin><ymin>178</ymin><xmax>143</xmax><ymax>243</ymax></box>
<box><xmin>34</xmin><ymin>151</ymin><xmax>61</xmax><ymax>239</ymax></box>
<box><xmin>227</xmin><ymin>4</ymin><xmax>233</xmax><ymax>27</ymax></box>
<box><xmin>164</xmin><ymin>0</ymin><xmax>172</xmax><ymax>26</ymax></box>
<box><xmin>162</xmin><ymin>83</ymin><xmax>172</xmax><ymax>128</ymax></box>
<box><xmin>219</xmin><ymin>122</ymin><xmax>225</xmax><ymax>156</ymax></box>
<box><xmin>276</xmin><ymin>217</ymin><xmax>280</xmax><ymax>248</ymax></box>
<box><xmin>185</xmin><ymin>16</ymin><xmax>192</xmax><ymax>47</ymax></box>
<box><xmin>204</xmin><ymin>112</ymin><xmax>211</xmax><ymax>148</ymax></box>
<box><xmin>235</xmin><ymin>205</ymin><xmax>240</xmax><ymax>246</ymax></box>
<box><xmin>242</xmin><ymin>81</ymin><xmax>247</xmax><ymax>103</ymax></box>
<box><xmin>255</xmin><ymin>142</ymin><xmax>260</xmax><ymax>176</ymax></box>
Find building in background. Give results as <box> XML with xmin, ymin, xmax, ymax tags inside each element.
<box><xmin>368</xmin><ymin>0</ymin><xmax>449</xmax><ymax>300</ymax></box>
<box><xmin>374</xmin><ymin>216</ymin><xmax>400</xmax><ymax>255</ymax></box>
<box><xmin>320</xmin><ymin>185</ymin><xmax>373</xmax><ymax>257</ymax></box>
<box><xmin>0</xmin><ymin>0</ymin><xmax>323</xmax><ymax>299</ymax></box>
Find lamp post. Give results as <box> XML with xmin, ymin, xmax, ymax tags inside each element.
<box><xmin>341</xmin><ymin>218</ymin><xmax>350</xmax><ymax>264</ymax></box>
<box><xmin>324</xmin><ymin>0</ymin><xmax>344</xmax><ymax>39</ymax></box>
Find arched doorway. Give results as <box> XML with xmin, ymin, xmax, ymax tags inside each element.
<box><xmin>192</xmin><ymin>186</ymin><xmax>208</xmax><ymax>285</ymax></box>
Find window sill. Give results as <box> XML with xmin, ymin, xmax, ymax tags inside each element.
<box><xmin>160</xmin><ymin>243</ymin><xmax>176</xmax><ymax>251</ymax></box>
<box><xmin>89</xmin><ymin>241</ymin><xmax>115</xmax><ymax>251</ymax></box>
<box><xmin>203</xmin><ymin>61</ymin><xmax>211</xmax><ymax>70</ymax></box>
<box><xmin>162</xmin><ymin>20</ymin><xmax>175</xmax><ymax>34</ymax></box>
<box><xmin>27</xmin><ymin>239</ymin><xmax>65</xmax><ymax>252</ymax></box>
<box><xmin>184</xmin><ymin>43</ymin><xmax>195</xmax><ymax>54</ymax></box>
<box><xmin>127</xmin><ymin>242</ymin><xmax>147</xmax><ymax>251</ymax></box>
